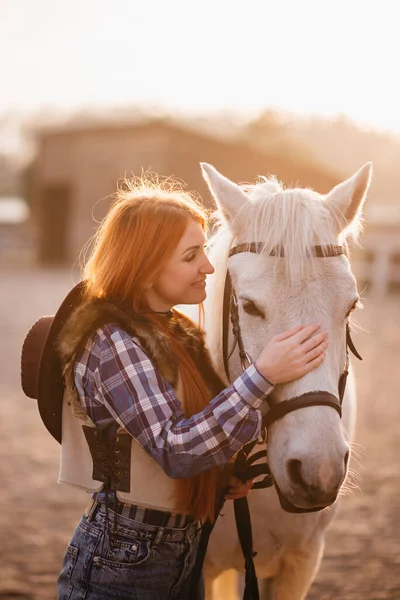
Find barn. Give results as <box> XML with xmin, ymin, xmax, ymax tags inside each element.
<box><xmin>30</xmin><ymin>119</ymin><xmax>339</xmax><ymax>266</ymax></box>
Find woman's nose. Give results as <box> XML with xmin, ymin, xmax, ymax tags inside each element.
<box><xmin>201</xmin><ymin>256</ymin><xmax>215</xmax><ymax>275</ymax></box>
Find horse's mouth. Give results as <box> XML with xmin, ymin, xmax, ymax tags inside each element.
<box><xmin>273</xmin><ymin>480</ymin><xmax>337</xmax><ymax>514</ymax></box>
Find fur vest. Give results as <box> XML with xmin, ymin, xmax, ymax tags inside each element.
<box><xmin>56</xmin><ymin>298</ymin><xmax>226</xmax><ymax>513</ymax></box>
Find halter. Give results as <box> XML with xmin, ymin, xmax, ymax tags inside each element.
<box><xmin>223</xmin><ymin>241</ymin><xmax>363</xmax><ymax>505</ymax></box>
<box><xmin>223</xmin><ymin>242</ymin><xmax>362</xmax><ymax>424</ymax></box>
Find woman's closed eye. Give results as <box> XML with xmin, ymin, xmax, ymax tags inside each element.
<box><xmin>183</xmin><ymin>244</ymin><xmax>208</xmax><ymax>263</ymax></box>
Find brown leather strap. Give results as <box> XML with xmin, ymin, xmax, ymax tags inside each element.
<box><xmin>347</xmin><ymin>322</ymin><xmax>363</xmax><ymax>360</ymax></box>
<box><xmin>263</xmin><ymin>392</ymin><xmax>342</xmax><ymax>427</ymax></box>
<box><xmin>222</xmin><ymin>270</ymin><xmax>233</xmax><ymax>381</ymax></box>
<box><xmin>229</xmin><ymin>243</ymin><xmax>345</xmax><ymax>259</ymax></box>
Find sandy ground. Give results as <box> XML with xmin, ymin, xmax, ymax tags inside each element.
<box><xmin>0</xmin><ymin>267</ymin><xmax>399</xmax><ymax>600</ymax></box>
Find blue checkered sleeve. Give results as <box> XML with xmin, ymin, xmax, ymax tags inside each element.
<box><xmin>74</xmin><ymin>324</ymin><xmax>273</xmax><ymax>479</ymax></box>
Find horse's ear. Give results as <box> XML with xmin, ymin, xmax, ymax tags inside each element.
<box><xmin>200</xmin><ymin>163</ymin><xmax>249</xmax><ymax>223</ymax></box>
<box><xmin>325</xmin><ymin>163</ymin><xmax>372</xmax><ymax>233</ymax></box>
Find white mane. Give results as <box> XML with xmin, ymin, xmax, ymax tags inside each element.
<box><xmin>236</xmin><ymin>179</ymin><xmax>361</xmax><ymax>277</ymax></box>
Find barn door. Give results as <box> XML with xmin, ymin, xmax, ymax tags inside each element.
<box><xmin>38</xmin><ymin>185</ymin><xmax>71</xmax><ymax>265</ymax></box>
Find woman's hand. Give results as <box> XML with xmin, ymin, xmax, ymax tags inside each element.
<box><xmin>224</xmin><ymin>475</ymin><xmax>254</xmax><ymax>500</ymax></box>
<box><xmin>255</xmin><ymin>324</ymin><xmax>328</xmax><ymax>385</ymax></box>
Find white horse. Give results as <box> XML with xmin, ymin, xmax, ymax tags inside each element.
<box><xmin>200</xmin><ymin>162</ymin><xmax>372</xmax><ymax>600</ymax></box>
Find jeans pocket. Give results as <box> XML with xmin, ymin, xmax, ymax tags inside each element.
<box><xmin>64</xmin><ymin>545</ymin><xmax>79</xmax><ymax>577</ymax></box>
<box><xmin>89</xmin><ymin>538</ymin><xmax>154</xmax><ymax>593</ymax></box>
<box><xmin>94</xmin><ymin>536</ymin><xmax>151</xmax><ymax>569</ymax></box>
<box><xmin>58</xmin><ymin>544</ymin><xmax>79</xmax><ymax>599</ymax></box>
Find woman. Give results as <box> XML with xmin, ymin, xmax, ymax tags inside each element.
<box><xmin>56</xmin><ymin>176</ymin><xmax>328</xmax><ymax>599</ymax></box>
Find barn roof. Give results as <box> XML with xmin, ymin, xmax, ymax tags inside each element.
<box><xmin>36</xmin><ymin>118</ymin><xmax>340</xmax><ymax>193</ymax></box>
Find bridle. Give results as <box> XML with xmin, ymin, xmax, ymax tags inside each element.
<box><xmin>223</xmin><ymin>242</ymin><xmax>362</xmax><ymax>430</ymax></box>
<box><xmin>224</xmin><ymin>242</ymin><xmax>363</xmax><ymax>513</ymax></box>
<box><xmin>191</xmin><ymin>242</ymin><xmax>364</xmax><ymax>600</ymax></box>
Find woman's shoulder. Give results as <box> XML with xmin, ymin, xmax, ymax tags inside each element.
<box><xmin>57</xmin><ymin>298</ymin><xmax>145</xmax><ymax>365</ymax></box>
<box><xmin>72</xmin><ymin>325</ymin><xmax>147</xmax><ymax>380</ymax></box>
<box><xmin>93</xmin><ymin>323</ymin><xmax>143</xmax><ymax>350</ymax></box>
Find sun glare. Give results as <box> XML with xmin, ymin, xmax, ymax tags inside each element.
<box><xmin>1</xmin><ymin>0</ymin><xmax>400</xmax><ymax>133</ymax></box>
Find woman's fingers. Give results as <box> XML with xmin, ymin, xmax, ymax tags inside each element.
<box><xmin>230</xmin><ymin>481</ymin><xmax>253</xmax><ymax>491</ymax></box>
<box><xmin>228</xmin><ymin>476</ymin><xmax>242</xmax><ymax>486</ymax></box>
<box><xmin>224</xmin><ymin>478</ymin><xmax>254</xmax><ymax>500</ymax></box>
<box><xmin>301</xmin><ymin>331</ymin><xmax>328</xmax><ymax>353</ymax></box>
<box><xmin>304</xmin><ymin>339</ymin><xmax>328</xmax><ymax>362</ymax></box>
<box><xmin>275</xmin><ymin>325</ymin><xmax>304</xmax><ymax>342</ymax></box>
<box><xmin>292</xmin><ymin>324</ymin><xmax>323</xmax><ymax>344</ymax></box>
<box><xmin>304</xmin><ymin>352</ymin><xmax>326</xmax><ymax>372</ymax></box>
<box><xmin>276</xmin><ymin>324</ymin><xmax>325</xmax><ymax>345</ymax></box>
<box><xmin>255</xmin><ymin>323</ymin><xmax>329</xmax><ymax>384</ymax></box>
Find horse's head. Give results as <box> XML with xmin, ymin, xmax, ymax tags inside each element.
<box><xmin>202</xmin><ymin>162</ymin><xmax>372</xmax><ymax>511</ymax></box>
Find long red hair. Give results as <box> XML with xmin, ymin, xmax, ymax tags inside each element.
<box><xmin>83</xmin><ymin>175</ymin><xmax>219</xmax><ymax>522</ymax></box>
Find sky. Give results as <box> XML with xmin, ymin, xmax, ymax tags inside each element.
<box><xmin>1</xmin><ymin>0</ymin><xmax>400</xmax><ymax>153</ymax></box>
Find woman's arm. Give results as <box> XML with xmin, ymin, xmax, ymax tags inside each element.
<box><xmin>77</xmin><ymin>324</ymin><xmax>273</xmax><ymax>479</ymax></box>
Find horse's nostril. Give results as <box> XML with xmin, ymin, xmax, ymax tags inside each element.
<box><xmin>287</xmin><ymin>459</ymin><xmax>307</xmax><ymax>491</ymax></box>
<box><xmin>344</xmin><ymin>450</ymin><xmax>350</xmax><ymax>470</ymax></box>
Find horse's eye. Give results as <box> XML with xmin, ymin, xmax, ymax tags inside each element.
<box><xmin>243</xmin><ymin>300</ymin><xmax>264</xmax><ymax>318</ymax></box>
<box><xmin>346</xmin><ymin>300</ymin><xmax>359</xmax><ymax>318</ymax></box>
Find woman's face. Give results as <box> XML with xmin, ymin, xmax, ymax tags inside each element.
<box><xmin>145</xmin><ymin>219</ymin><xmax>214</xmax><ymax>311</ymax></box>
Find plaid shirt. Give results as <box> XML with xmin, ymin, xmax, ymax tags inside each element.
<box><xmin>74</xmin><ymin>324</ymin><xmax>273</xmax><ymax>479</ymax></box>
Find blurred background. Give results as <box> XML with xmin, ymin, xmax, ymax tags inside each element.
<box><xmin>1</xmin><ymin>1</ymin><xmax>399</xmax><ymax>598</ymax></box>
